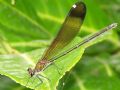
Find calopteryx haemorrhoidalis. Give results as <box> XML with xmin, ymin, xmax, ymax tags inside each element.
<box><xmin>27</xmin><ymin>1</ymin><xmax>117</xmax><ymax>88</ymax></box>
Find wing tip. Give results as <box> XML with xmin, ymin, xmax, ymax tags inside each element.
<box><xmin>70</xmin><ymin>1</ymin><xmax>86</xmax><ymax>20</ymax></box>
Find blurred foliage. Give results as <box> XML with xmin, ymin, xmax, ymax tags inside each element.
<box><xmin>0</xmin><ymin>0</ymin><xmax>120</xmax><ymax>90</ymax></box>
<box><xmin>0</xmin><ymin>75</ymin><xmax>30</xmax><ymax>90</ymax></box>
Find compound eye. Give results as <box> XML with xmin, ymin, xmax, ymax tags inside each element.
<box><xmin>27</xmin><ymin>68</ymin><xmax>33</xmax><ymax>76</ymax></box>
<box><xmin>27</xmin><ymin>68</ymin><xmax>31</xmax><ymax>72</ymax></box>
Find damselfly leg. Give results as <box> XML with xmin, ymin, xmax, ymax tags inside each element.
<box><xmin>51</xmin><ymin>62</ymin><xmax>63</xmax><ymax>75</ymax></box>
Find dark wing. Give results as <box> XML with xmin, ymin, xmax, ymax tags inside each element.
<box><xmin>41</xmin><ymin>2</ymin><xmax>86</xmax><ymax>61</ymax></box>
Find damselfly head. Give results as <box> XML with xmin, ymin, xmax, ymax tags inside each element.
<box><xmin>27</xmin><ymin>68</ymin><xmax>35</xmax><ymax>77</ymax></box>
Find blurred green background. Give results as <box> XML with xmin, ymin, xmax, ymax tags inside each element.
<box><xmin>0</xmin><ymin>0</ymin><xmax>120</xmax><ymax>90</ymax></box>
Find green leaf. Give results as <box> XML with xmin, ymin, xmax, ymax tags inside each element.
<box><xmin>0</xmin><ymin>31</ymin><xmax>115</xmax><ymax>90</ymax></box>
<box><xmin>0</xmin><ymin>0</ymin><xmax>118</xmax><ymax>90</ymax></box>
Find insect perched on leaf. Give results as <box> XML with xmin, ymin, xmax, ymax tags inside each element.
<box><xmin>26</xmin><ymin>1</ymin><xmax>117</xmax><ymax>88</ymax></box>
